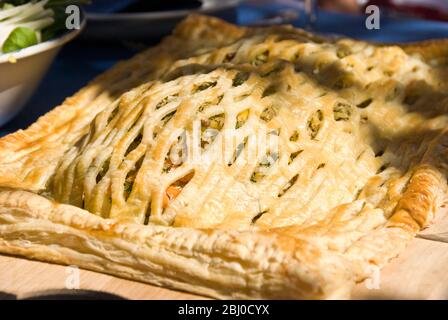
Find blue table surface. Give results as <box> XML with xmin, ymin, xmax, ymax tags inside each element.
<box><xmin>1</xmin><ymin>2</ymin><xmax>448</xmax><ymax>136</ymax></box>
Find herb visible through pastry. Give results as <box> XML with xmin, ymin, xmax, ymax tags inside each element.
<box><xmin>0</xmin><ymin>15</ymin><xmax>447</xmax><ymax>301</ymax></box>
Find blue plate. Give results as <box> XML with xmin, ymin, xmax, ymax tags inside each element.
<box><xmin>83</xmin><ymin>0</ymin><xmax>241</xmax><ymax>41</ymax></box>
<box><xmin>86</xmin><ymin>0</ymin><xmax>138</xmax><ymax>13</ymax></box>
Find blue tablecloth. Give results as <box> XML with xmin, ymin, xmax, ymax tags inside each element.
<box><xmin>1</xmin><ymin>2</ymin><xmax>448</xmax><ymax>135</ymax></box>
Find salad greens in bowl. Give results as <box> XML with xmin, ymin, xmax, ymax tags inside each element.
<box><xmin>0</xmin><ymin>0</ymin><xmax>86</xmax><ymax>126</ymax></box>
<box><xmin>1</xmin><ymin>0</ymin><xmax>87</xmax><ymax>53</ymax></box>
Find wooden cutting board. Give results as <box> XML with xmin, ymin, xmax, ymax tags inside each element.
<box><xmin>1</xmin><ymin>211</ymin><xmax>447</xmax><ymax>300</ymax></box>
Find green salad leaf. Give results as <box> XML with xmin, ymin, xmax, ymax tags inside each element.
<box><xmin>2</xmin><ymin>26</ymin><xmax>38</xmax><ymax>53</ymax></box>
<box><xmin>0</xmin><ymin>0</ymin><xmax>89</xmax><ymax>54</ymax></box>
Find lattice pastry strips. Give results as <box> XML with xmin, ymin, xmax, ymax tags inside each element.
<box><xmin>0</xmin><ymin>15</ymin><xmax>447</xmax><ymax>299</ymax></box>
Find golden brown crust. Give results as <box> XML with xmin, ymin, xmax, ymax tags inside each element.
<box><xmin>0</xmin><ymin>15</ymin><xmax>247</xmax><ymax>192</ymax></box>
<box><xmin>400</xmin><ymin>39</ymin><xmax>448</xmax><ymax>63</ymax></box>
<box><xmin>0</xmin><ymin>15</ymin><xmax>447</xmax><ymax>299</ymax></box>
<box><xmin>0</xmin><ymin>189</ymin><xmax>354</xmax><ymax>299</ymax></box>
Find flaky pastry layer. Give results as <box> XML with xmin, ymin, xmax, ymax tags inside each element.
<box><xmin>0</xmin><ymin>15</ymin><xmax>448</xmax><ymax>299</ymax></box>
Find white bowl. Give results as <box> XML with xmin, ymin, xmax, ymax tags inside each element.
<box><xmin>0</xmin><ymin>20</ymin><xmax>85</xmax><ymax>127</ymax></box>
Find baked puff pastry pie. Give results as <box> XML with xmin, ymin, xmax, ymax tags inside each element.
<box><xmin>1</xmin><ymin>15</ymin><xmax>448</xmax><ymax>299</ymax></box>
